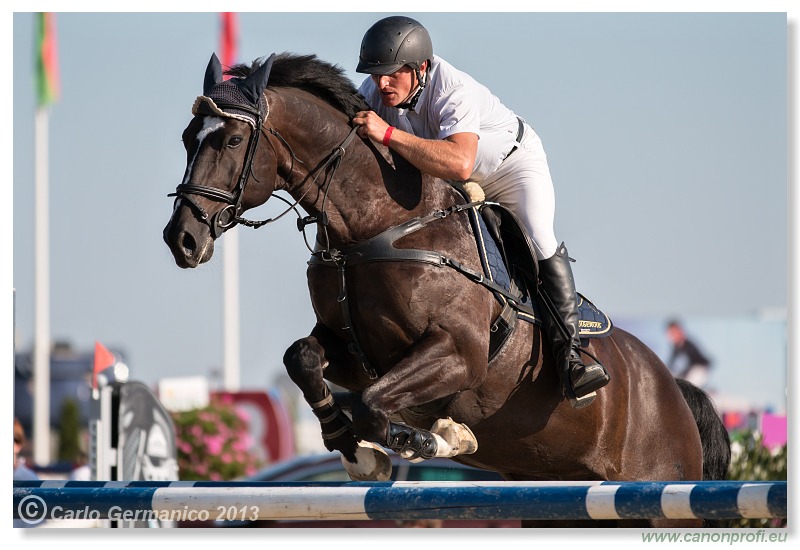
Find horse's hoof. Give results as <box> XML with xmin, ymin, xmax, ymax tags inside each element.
<box><xmin>430</xmin><ymin>417</ymin><xmax>479</xmax><ymax>456</ymax></box>
<box><xmin>341</xmin><ymin>440</ymin><xmax>392</xmax><ymax>481</ymax></box>
<box><xmin>569</xmin><ymin>391</ymin><xmax>597</xmax><ymax>409</ymax></box>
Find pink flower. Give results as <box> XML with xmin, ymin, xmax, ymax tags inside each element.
<box><xmin>171</xmin><ymin>400</ymin><xmax>266</xmax><ymax>481</ymax></box>
<box><xmin>232</xmin><ymin>434</ymin><xmax>252</xmax><ymax>452</ymax></box>
<box><xmin>204</xmin><ymin>434</ymin><xmax>225</xmax><ymax>455</ymax></box>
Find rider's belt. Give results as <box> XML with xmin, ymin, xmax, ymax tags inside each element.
<box><xmin>505</xmin><ymin>117</ymin><xmax>525</xmax><ymax>159</ymax></box>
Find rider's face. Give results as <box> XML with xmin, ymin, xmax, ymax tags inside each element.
<box><xmin>371</xmin><ymin>63</ymin><xmax>425</xmax><ymax>108</ymax></box>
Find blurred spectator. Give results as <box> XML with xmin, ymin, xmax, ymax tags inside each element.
<box><xmin>14</xmin><ymin>417</ymin><xmax>41</xmax><ymax>528</ymax></box>
<box><xmin>13</xmin><ymin>418</ymin><xmax>38</xmax><ymax>480</ymax></box>
<box><xmin>666</xmin><ymin>320</ymin><xmax>712</xmax><ymax>388</ymax></box>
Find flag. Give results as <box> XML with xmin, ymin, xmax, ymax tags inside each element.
<box><xmin>93</xmin><ymin>341</ymin><xmax>116</xmax><ymax>390</ymax></box>
<box><xmin>220</xmin><ymin>12</ymin><xmax>238</xmax><ymax>80</ymax></box>
<box><xmin>35</xmin><ymin>12</ymin><xmax>60</xmax><ymax>107</ymax></box>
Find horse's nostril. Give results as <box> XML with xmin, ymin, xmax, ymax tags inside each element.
<box><xmin>180</xmin><ymin>231</ymin><xmax>197</xmax><ymax>255</ymax></box>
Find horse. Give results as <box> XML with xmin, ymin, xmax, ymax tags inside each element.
<box><xmin>163</xmin><ymin>52</ymin><xmax>731</xmax><ymax>527</ymax></box>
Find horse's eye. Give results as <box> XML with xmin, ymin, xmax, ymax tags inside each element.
<box><xmin>228</xmin><ymin>136</ymin><xmax>244</xmax><ymax>148</ymax></box>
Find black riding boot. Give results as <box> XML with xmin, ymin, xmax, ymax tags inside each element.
<box><xmin>538</xmin><ymin>243</ymin><xmax>610</xmax><ymax>408</ymax></box>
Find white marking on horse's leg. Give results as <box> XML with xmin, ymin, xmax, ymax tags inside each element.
<box><xmin>182</xmin><ymin>116</ymin><xmax>225</xmax><ymax>185</ymax></box>
<box><xmin>399</xmin><ymin>434</ymin><xmax>452</xmax><ymax>463</ymax></box>
<box><xmin>341</xmin><ymin>440</ymin><xmax>392</xmax><ymax>481</ymax></box>
<box><xmin>429</xmin><ymin>417</ymin><xmax>478</xmax><ymax>458</ymax></box>
<box><xmin>395</xmin><ymin>418</ymin><xmax>478</xmax><ymax>461</ymax></box>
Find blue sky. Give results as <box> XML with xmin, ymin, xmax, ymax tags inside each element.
<box><xmin>5</xmin><ymin>7</ymin><xmax>793</xmax><ymax>413</ymax></box>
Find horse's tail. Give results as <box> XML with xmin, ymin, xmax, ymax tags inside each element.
<box><xmin>675</xmin><ymin>378</ymin><xmax>731</xmax><ymax>480</ymax></box>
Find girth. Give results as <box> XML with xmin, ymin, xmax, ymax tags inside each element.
<box><xmin>309</xmin><ymin>200</ymin><xmax>536</xmax><ymax>379</ymax></box>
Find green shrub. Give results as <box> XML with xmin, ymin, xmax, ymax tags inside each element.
<box><xmin>57</xmin><ymin>398</ymin><xmax>82</xmax><ymax>463</ymax></box>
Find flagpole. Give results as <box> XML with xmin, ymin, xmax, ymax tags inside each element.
<box><xmin>223</xmin><ymin>228</ymin><xmax>240</xmax><ymax>391</ymax></box>
<box><xmin>220</xmin><ymin>12</ymin><xmax>241</xmax><ymax>392</ymax></box>
<box><xmin>33</xmin><ymin>104</ymin><xmax>51</xmax><ymax>466</ymax></box>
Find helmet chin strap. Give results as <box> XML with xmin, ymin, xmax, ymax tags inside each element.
<box><xmin>395</xmin><ymin>66</ymin><xmax>427</xmax><ymax>110</ymax></box>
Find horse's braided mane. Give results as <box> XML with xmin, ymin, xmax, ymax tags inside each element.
<box><xmin>227</xmin><ymin>52</ymin><xmax>370</xmax><ymax>119</ymax></box>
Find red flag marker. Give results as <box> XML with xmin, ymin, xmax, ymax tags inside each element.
<box><xmin>93</xmin><ymin>341</ymin><xmax>116</xmax><ymax>390</ymax></box>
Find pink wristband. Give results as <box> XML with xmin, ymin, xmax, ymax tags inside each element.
<box><xmin>383</xmin><ymin>126</ymin><xmax>395</xmax><ymax>146</ymax></box>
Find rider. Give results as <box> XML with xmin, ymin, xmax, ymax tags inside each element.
<box><xmin>352</xmin><ymin>15</ymin><xmax>610</xmax><ymax>407</ymax></box>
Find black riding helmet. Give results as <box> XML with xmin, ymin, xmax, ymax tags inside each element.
<box><xmin>356</xmin><ymin>16</ymin><xmax>433</xmax><ymax>75</ymax></box>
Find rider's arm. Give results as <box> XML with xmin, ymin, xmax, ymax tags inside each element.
<box><xmin>353</xmin><ymin>110</ymin><xmax>478</xmax><ymax>182</ymax></box>
<box><xmin>386</xmin><ymin>126</ymin><xmax>478</xmax><ymax>181</ymax></box>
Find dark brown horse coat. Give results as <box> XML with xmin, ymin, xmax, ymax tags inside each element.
<box><xmin>164</xmin><ymin>53</ymin><xmax>730</xmax><ymax>527</ymax></box>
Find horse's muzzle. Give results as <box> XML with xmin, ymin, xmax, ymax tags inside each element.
<box><xmin>163</xmin><ymin>206</ymin><xmax>215</xmax><ymax>268</ymax></box>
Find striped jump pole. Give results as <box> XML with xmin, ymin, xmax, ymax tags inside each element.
<box><xmin>14</xmin><ymin>480</ymin><xmax>786</xmax><ymax>524</ymax></box>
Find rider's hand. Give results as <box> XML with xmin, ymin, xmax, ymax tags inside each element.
<box><xmin>352</xmin><ymin>111</ymin><xmax>392</xmax><ymax>145</ymax></box>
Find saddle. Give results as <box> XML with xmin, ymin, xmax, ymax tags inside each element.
<box><xmin>308</xmin><ymin>192</ymin><xmax>613</xmax><ymax>372</ymax></box>
<box><xmin>468</xmin><ymin>201</ymin><xmax>613</xmax><ymax>361</ymax></box>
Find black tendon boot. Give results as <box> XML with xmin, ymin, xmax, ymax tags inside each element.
<box><xmin>386</xmin><ymin>423</ymin><xmax>438</xmax><ymax>461</ymax></box>
<box><xmin>538</xmin><ymin>243</ymin><xmax>610</xmax><ymax>408</ymax></box>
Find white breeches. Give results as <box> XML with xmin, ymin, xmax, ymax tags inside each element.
<box><xmin>682</xmin><ymin>366</ymin><xmax>710</xmax><ymax>389</ymax></box>
<box><xmin>478</xmin><ymin>124</ymin><xmax>559</xmax><ymax>260</ymax></box>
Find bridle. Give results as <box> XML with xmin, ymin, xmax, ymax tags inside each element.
<box><xmin>169</xmin><ymin>96</ymin><xmax>359</xmax><ymax>247</ymax></box>
<box><xmin>170</xmin><ymin>100</ymin><xmax>266</xmax><ymax>239</ymax></box>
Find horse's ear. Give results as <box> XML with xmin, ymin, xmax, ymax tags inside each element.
<box><xmin>204</xmin><ymin>53</ymin><xmax>224</xmax><ymax>94</ymax></box>
<box><xmin>240</xmin><ymin>54</ymin><xmax>276</xmax><ymax>107</ymax></box>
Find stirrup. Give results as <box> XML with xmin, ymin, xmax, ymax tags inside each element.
<box><xmin>570</xmin><ymin>361</ymin><xmax>610</xmax><ymax>397</ymax></box>
<box><xmin>563</xmin><ymin>382</ymin><xmax>597</xmax><ymax>409</ymax></box>
<box><xmin>562</xmin><ymin>353</ymin><xmax>610</xmax><ymax>409</ymax></box>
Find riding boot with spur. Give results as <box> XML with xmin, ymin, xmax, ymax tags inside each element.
<box><xmin>537</xmin><ymin>243</ymin><xmax>610</xmax><ymax>408</ymax></box>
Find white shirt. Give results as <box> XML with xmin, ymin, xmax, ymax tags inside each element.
<box><xmin>358</xmin><ymin>55</ymin><xmax>521</xmax><ymax>183</ymax></box>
